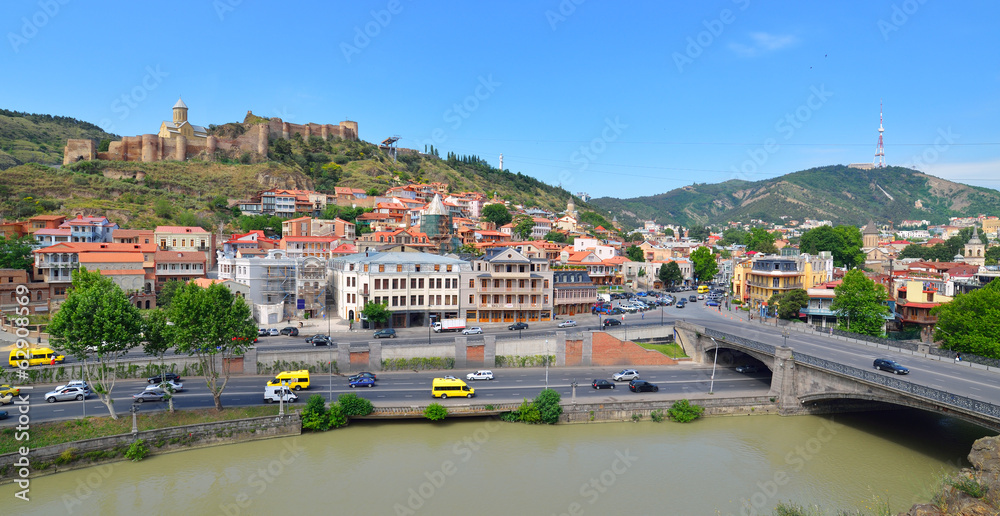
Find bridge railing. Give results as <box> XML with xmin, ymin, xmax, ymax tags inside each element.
<box><xmin>706</xmin><ymin>328</ymin><xmax>1000</xmax><ymax>419</ymax></box>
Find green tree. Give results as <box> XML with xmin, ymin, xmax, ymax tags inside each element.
<box><xmin>533</xmin><ymin>388</ymin><xmax>563</xmax><ymax>424</ymax></box>
<box><xmin>931</xmin><ymin>279</ymin><xmax>1000</xmax><ymax>359</ymax></box>
<box><xmin>480</xmin><ymin>204</ymin><xmax>514</xmax><ymax>227</ymax></box>
<box><xmin>47</xmin><ymin>268</ymin><xmax>143</xmax><ymax>419</ymax></box>
<box><xmin>338</xmin><ymin>392</ymin><xmax>374</xmax><ymax>416</ymax></box>
<box><xmin>687</xmin><ymin>225</ymin><xmax>710</xmax><ymax>242</ymax></box>
<box><xmin>830</xmin><ymin>269</ymin><xmax>890</xmax><ymax>337</ymax></box>
<box><xmin>986</xmin><ymin>246</ymin><xmax>1000</xmax><ymax>266</ymax></box>
<box><xmin>689</xmin><ymin>247</ymin><xmax>718</xmax><ymax>283</ymax></box>
<box><xmin>141</xmin><ymin>308</ymin><xmax>177</xmax><ymax>412</ymax></box>
<box><xmin>664</xmin><ymin>227</ymin><xmax>674</xmax><ymax>237</ymax></box>
<box><xmin>767</xmin><ymin>289</ymin><xmax>809</xmax><ymax>320</ymax></box>
<box><xmin>658</xmin><ymin>261</ymin><xmax>683</xmax><ymax>287</ymax></box>
<box><xmin>745</xmin><ymin>227</ymin><xmax>777</xmax><ymax>254</ymax></box>
<box><xmin>799</xmin><ymin>225</ymin><xmax>864</xmax><ymax>268</ymax></box>
<box><xmin>302</xmin><ymin>395</ymin><xmax>333</xmax><ymax>431</ymax></box>
<box><xmin>626</xmin><ymin>245</ymin><xmax>644</xmax><ymax>262</ymax></box>
<box><xmin>721</xmin><ymin>228</ymin><xmax>747</xmax><ymax>247</ymax></box>
<box><xmin>667</xmin><ymin>399</ymin><xmax>704</xmax><ymax>423</ymax></box>
<box><xmin>424</xmin><ymin>402</ymin><xmax>448</xmax><ymax>421</ymax></box>
<box><xmin>168</xmin><ymin>282</ymin><xmax>258</xmax><ymax>411</ymax></box>
<box><xmin>361</xmin><ymin>301</ymin><xmax>390</xmax><ymax>328</ymax></box>
<box><xmin>0</xmin><ymin>235</ymin><xmax>35</xmax><ymax>271</ymax></box>
<box><xmin>544</xmin><ymin>231</ymin><xmax>566</xmax><ymax>243</ymax></box>
<box><xmin>154</xmin><ymin>198</ymin><xmax>173</xmax><ymax>219</ymax></box>
<box><xmin>512</xmin><ymin>214</ymin><xmax>535</xmax><ymax>240</ymax></box>
<box><xmin>157</xmin><ymin>279</ymin><xmax>185</xmax><ymax>308</ymax></box>
<box><xmin>832</xmin><ymin>225</ymin><xmax>865</xmax><ymax>269</ymax></box>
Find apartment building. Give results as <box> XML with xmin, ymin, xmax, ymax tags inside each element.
<box><xmin>460</xmin><ymin>247</ymin><xmax>553</xmax><ymax>324</ymax></box>
<box><xmin>743</xmin><ymin>253</ymin><xmax>833</xmax><ymax>309</ymax></box>
<box><xmin>154</xmin><ymin>226</ymin><xmax>216</xmax><ymax>268</ymax></box>
<box><xmin>553</xmin><ymin>269</ymin><xmax>597</xmax><ymax>317</ymax></box>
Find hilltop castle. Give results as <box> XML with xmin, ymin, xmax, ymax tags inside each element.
<box><xmin>63</xmin><ymin>97</ymin><xmax>358</xmax><ymax>165</ymax></box>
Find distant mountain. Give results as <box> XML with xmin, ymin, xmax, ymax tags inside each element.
<box><xmin>0</xmin><ymin>108</ymin><xmax>119</xmax><ymax>169</ymax></box>
<box><xmin>590</xmin><ymin>165</ymin><xmax>1000</xmax><ymax>229</ymax></box>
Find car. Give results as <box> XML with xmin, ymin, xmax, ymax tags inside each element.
<box><xmin>132</xmin><ymin>389</ymin><xmax>166</xmax><ymax>402</ymax></box>
<box><xmin>706</xmin><ymin>300</ymin><xmax>720</xmax><ymax>307</ymax></box>
<box><xmin>146</xmin><ymin>379</ymin><xmax>184</xmax><ymax>392</ymax></box>
<box><xmin>462</xmin><ymin>327</ymin><xmax>484</xmax><ymax>335</ymax></box>
<box><xmin>603</xmin><ymin>319</ymin><xmax>622</xmax><ymax>327</ymax></box>
<box><xmin>874</xmin><ymin>358</ymin><xmax>909</xmax><ymax>375</ymax></box>
<box><xmin>508</xmin><ymin>322</ymin><xmax>529</xmax><ymax>331</ymax></box>
<box><xmin>373</xmin><ymin>328</ymin><xmax>397</xmax><ymax>339</ymax></box>
<box><xmin>735</xmin><ymin>364</ymin><xmax>759</xmax><ymax>374</ymax></box>
<box><xmin>147</xmin><ymin>372</ymin><xmax>181</xmax><ymax>384</ymax></box>
<box><xmin>466</xmin><ymin>370</ymin><xmax>494</xmax><ymax>381</ymax></box>
<box><xmin>0</xmin><ymin>410</ymin><xmax>7</xmax><ymax>420</ymax></box>
<box><xmin>44</xmin><ymin>386</ymin><xmax>88</xmax><ymax>403</ymax></box>
<box><xmin>629</xmin><ymin>380</ymin><xmax>659</xmax><ymax>392</ymax></box>
<box><xmin>443</xmin><ymin>375</ymin><xmax>458</xmax><ymax>380</ymax></box>
<box><xmin>349</xmin><ymin>377</ymin><xmax>375</xmax><ymax>388</ymax></box>
<box><xmin>676</xmin><ymin>301</ymin><xmax>685</xmax><ymax>308</ymax></box>
<box><xmin>608</xmin><ymin>308</ymin><xmax>624</xmax><ymax>315</ymax></box>
<box><xmin>689</xmin><ymin>295</ymin><xmax>698</xmax><ymax>302</ymax></box>
<box><xmin>557</xmin><ymin>320</ymin><xmax>578</xmax><ymax>328</ymax></box>
<box><xmin>0</xmin><ymin>394</ymin><xmax>13</xmax><ymax>405</ymax></box>
<box><xmin>592</xmin><ymin>379</ymin><xmax>615</xmax><ymax>390</ymax></box>
<box><xmin>310</xmin><ymin>336</ymin><xmax>332</xmax><ymax>346</ymax></box>
<box><xmin>54</xmin><ymin>380</ymin><xmax>91</xmax><ymax>395</ymax></box>
<box><xmin>697</xmin><ymin>294</ymin><xmax>706</xmax><ymax>300</ymax></box>
<box><xmin>268</xmin><ymin>328</ymin><xmax>280</xmax><ymax>336</ymax></box>
<box><xmin>258</xmin><ymin>328</ymin><xmax>269</xmax><ymax>337</ymax></box>
<box><xmin>0</xmin><ymin>384</ymin><xmax>21</xmax><ymax>397</ymax></box>
<box><xmin>349</xmin><ymin>372</ymin><xmax>378</xmax><ymax>382</ymax></box>
<box><xmin>612</xmin><ymin>369</ymin><xmax>640</xmax><ymax>381</ymax></box>
<box><xmin>279</xmin><ymin>327</ymin><xmax>299</xmax><ymax>336</ymax></box>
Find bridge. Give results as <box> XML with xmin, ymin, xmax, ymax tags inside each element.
<box><xmin>674</xmin><ymin>320</ymin><xmax>1000</xmax><ymax>433</ymax></box>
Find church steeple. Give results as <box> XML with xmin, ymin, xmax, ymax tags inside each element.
<box><xmin>172</xmin><ymin>97</ymin><xmax>188</xmax><ymax>124</ymax></box>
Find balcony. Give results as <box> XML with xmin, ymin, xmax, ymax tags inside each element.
<box><xmin>747</xmin><ymin>280</ymin><xmax>803</xmax><ymax>290</ymax></box>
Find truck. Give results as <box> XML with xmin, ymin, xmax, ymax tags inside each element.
<box><xmin>432</xmin><ymin>318</ymin><xmax>466</xmax><ymax>333</ymax></box>
<box><xmin>597</xmin><ymin>293</ymin><xmax>612</xmax><ymax>303</ymax></box>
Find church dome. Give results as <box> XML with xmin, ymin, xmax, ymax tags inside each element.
<box><xmin>173</xmin><ymin>97</ymin><xmax>188</xmax><ymax>109</ymax></box>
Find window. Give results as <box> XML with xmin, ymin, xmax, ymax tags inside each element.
<box><xmin>470</xmin><ymin>279</ymin><xmax>475</xmax><ymax>288</ymax></box>
<box><xmin>411</xmin><ymin>278</ymin><xmax>417</xmax><ymax>289</ymax></box>
<box><xmin>446</xmin><ymin>265</ymin><xmax>453</xmax><ymax>272</ymax></box>
<box><xmin>418</xmin><ymin>295</ymin><xmax>424</xmax><ymax>305</ymax></box>
<box><xmin>418</xmin><ymin>279</ymin><xmax>424</xmax><ymax>289</ymax></box>
<box><xmin>411</xmin><ymin>295</ymin><xmax>417</xmax><ymax>305</ymax></box>
<box><xmin>434</xmin><ymin>264</ymin><xmax>441</xmax><ymax>272</ymax></box>
<box><xmin>397</xmin><ymin>264</ymin><xmax>403</xmax><ymax>272</ymax></box>
<box><xmin>379</xmin><ymin>265</ymin><xmax>385</xmax><ymax>272</ymax></box>
<box><xmin>392</xmin><ymin>278</ymin><xmax>399</xmax><ymax>289</ymax></box>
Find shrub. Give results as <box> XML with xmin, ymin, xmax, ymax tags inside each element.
<box><xmin>125</xmin><ymin>439</ymin><xmax>149</xmax><ymax>462</ymax></box>
<box><xmin>949</xmin><ymin>475</ymin><xmax>989</xmax><ymax>498</ymax></box>
<box><xmin>667</xmin><ymin>399</ymin><xmax>704</xmax><ymax>423</ymax></box>
<box><xmin>631</xmin><ymin>413</ymin><xmax>641</xmax><ymax>422</ymax></box>
<box><xmin>650</xmin><ymin>409</ymin><xmax>665</xmax><ymax>422</ymax></box>
<box><xmin>533</xmin><ymin>388</ymin><xmax>563</xmax><ymax>425</ymax></box>
<box><xmin>55</xmin><ymin>448</ymin><xmax>78</xmax><ymax>465</ymax></box>
<box><xmin>301</xmin><ymin>395</ymin><xmax>332</xmax><ymax>431</ymax></box>
<box><xmin>328</xmin><ymin>403</ymin><xmax>347</xmax><ymax>428</ymax></box>
<box><xmin>338</xmin><ymin>392</ymin><xmax>374</xmax><ymax>416</ymax></box>
<box><xmin>424</xmin><ymin>403</ymin><xmax>448</xmax><ymax>421</ymax></box>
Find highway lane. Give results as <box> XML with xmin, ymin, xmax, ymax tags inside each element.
<box><xmin>9</xmin><ymin>365</ymin><xmax>771</xmax><ymax>424</ymax></box>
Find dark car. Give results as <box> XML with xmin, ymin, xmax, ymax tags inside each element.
<box><xmin>0</xmin><ymin>410</ymin><xmax>7</xmax><ymax>420</ymax></box>
<box><xmin>279</xmin><ymin>327</ymin><xmax>299</xmax><ymax>336</ymax></box>
<box><xmin>735</xmin><ymin>364</ymin><xmax>759</xmax><ymax>374</ymax></box>
<box><xmin>592</xmin><ymin>379</ymin><xmax>615</xmax><ymax>390</ymax></box>
<box><xmin>603</xmin><ymin>319</ymin><xmax>622</xmax><ymax>327</ymax></box>
<box><xmin>608</xmin><ymin>308</ymin><xmax>624</xmax><ymax>315</ymax></box>
<box><xmin>350</xmin><ymin>372</ymin><xmax>378</xmax><ymax>382</ymax></box>
<box><xmin>629</xmin><ymin>380</ymin><xmax>659</xmax><ymax>393</ymax></box>
<box><xmin>349</xmin><ymin>377</ymin><xmax>375</xmax><ymax>388</ymax></box>
<box><xmin>147</xmin><ymin>372</ymin><xmax>181</xmax><ymax>384</ymax></box>
<box><xmin>688</xmin><ymin>295</ymin><xmax>697</xmax><ymax>302</ymax></box>
<box><xmin>373</xmin><ymin>328</ymin><xmax>397</xmax><ymax>339</ymax></box>
<box><xmin>310</xmin><ymin>336</ymin><xmax>332</xmax><ymax>346</ymax></box>
<box><xmin>874</xmin><ymin>358</ymin><xmax>909</xmax><ymax>374</ymax></box>
<box><xmin>508</xmin><ymin>322</ymin><xmax>529</xmax><ymax>331</ymax></box>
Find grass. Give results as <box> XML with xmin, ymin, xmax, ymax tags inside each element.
<box><xmin>635</xmin><ymin>341</ymin><xmax>687</xmax><ymax>358</ymax></box>
<box><xmin>0</xmin><ymin>405</ymin><xmax>281</xmax><ymax>454</ymax></box>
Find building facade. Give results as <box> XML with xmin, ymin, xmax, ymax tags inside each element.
<box><xmin>460</xmin><ymin>247</ymin><xmax>554</xmax><ymax>324</ymax></box>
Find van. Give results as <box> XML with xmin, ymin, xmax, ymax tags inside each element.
<box><xmin>266</xmin><ymin>370</ymin><xmax>310</xmax><ymax>391</ymax></box>
<box><xmin>263</xmin><ymin>385</ymin><xmax>298</xmax><ymax>403</ymax></box>
<box><xmin>697</xmin><ymin>285</ymin><xmax>710</xmax><ymax>294</ymax></box>
<box><xmin>8</xmin><ymin>347</ymin><xmax>65</xmax><ymax>367</ymax></box>
<box><xmin>431</xmin><ymin>377</ymin><xmax>475</xmax><ymax>399</ymax></box>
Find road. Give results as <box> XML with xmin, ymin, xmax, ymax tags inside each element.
<box><xmin>9</xmin><ymin>364</ymin><xmax>771</xmax><ymax>424</ymax></box>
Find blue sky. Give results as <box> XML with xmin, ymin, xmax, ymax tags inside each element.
<box><xmin>2</xmin><ymin>1</ymin><xmax>998</xmax><ymax>199</ymax></box>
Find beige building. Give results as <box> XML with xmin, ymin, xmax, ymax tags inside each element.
<box><xmin>158</xmin><ymin>97</ymin><xmax>208</xmax><ymax>142</ymax></box>
<box><xmin>461</xmin><ymin>247</ymin><xmax>554</xmax><ymax>324</ymax></box>
<box><xmin>154</xmin><ymin>226</ymin><xmax>217</xmax><ymax>268</ymax></box>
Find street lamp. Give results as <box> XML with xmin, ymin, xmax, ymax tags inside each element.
<box><xmin>782</xmin><ymin>328</ymin><xmax>789</xmax><ymax>348</ymax></box>
<box><xmin>708</xmin><ymin>337</ymin><xmax>720</xmax><ymax>395</ymax></box>
<box><xmin>544</xmin><ymin>338</ymin><xmax>549</xmax><ymax>388</ymax></box>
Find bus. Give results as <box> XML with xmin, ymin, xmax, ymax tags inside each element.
<box><xmin>697</xmin><ymin>285</ymin><xmax>710</xmax><ymax>294</ymax></box>
<box><xmin>431</xmin><ymin>377</ymin><xmax>475</xmax><ymax>399</ymax></box>
<box><xmin>267</xmin><ymin>370</ymin><xmax>311</xmax><ymax>391</ymax></box>
<box><xmin>8</xmin><ymin>347</ymin><xmax>65</xmax><ymax>367</ymax></box>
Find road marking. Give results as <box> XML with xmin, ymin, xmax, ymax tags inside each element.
<box><xmin>53</xmin><ymin>409</ymin><xmax>63</xmax><ymax>412</ymax></box>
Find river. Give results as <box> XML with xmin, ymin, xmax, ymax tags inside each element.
<box><xmin>2</xmin><ymin>408</ymin><xmax>992</xmax><ymax>516</ymax></box>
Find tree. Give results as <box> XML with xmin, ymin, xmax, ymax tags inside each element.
<box><xmin>745</xmin><ymin>228</ymin><xmax>777</xmax><ymax>254</ymax></box>
<box><xmin>424</xmin><ymin>403</ymin><xmax>448</xmax><ymax>421</ymax></box>
<box><xmin>543</xmin><ymin>230</ymin><xmax>566</xmax><ymax>243</ymax></box>
<box><xmin>481</xmin><ymin>204</ymin><xmax>512</xmax><ymax>227</ymax></box>
<box><xmin>512</xmin><ymin>215</ymin><xmax>534</xmax><ymax>240</ymax></box>
<box><xmin>721</xmin><ymin>228</ymin><xmax>747</xmax><ymax>247</ymax></box>
<box><xmin>664</xmin><ymin>228</ymin><xmax>675</xmax><ymax>237</ymax></box>
<box><xmin>533</xmin><ymin>388</ymin><xmax>563</xmax><ymax>424</ymax></box>
<box><xmin>659</xmin><ymin>261</ymin><xmax>683</xmax><ymax>287</ymax></box>
<box><xmin>626</xmin><ymin>245</ymin><xmax>644</xmax><ymax>262</ymax></box>
<box><xmin>361</xmin><ymin>301</ymin><xmax>390</xmax><ymax>328</ymax></box>
<box><xmin>667</xmin><ymin>399</ymin><xmax>704</xmax><ymax>423</ymax></box>
<box><xmin>931</xmin><ymin>279</ymin><xmax>1000</xmax><ymax>359</ymax></box>
<box><xmin>689</xmin><ymin>247</ymin><xmax>718</xmax><ymax>283</ymax></box>
<box><xmin>687</xmin><ymin>225</ymin><xmax>710</xmax><ymax>242</ymax></box>
<box><xmin>986</xmin><ymin>246</ymin><xmax>1000</xmax><ymax>266</ymax></box>
<box><xmin>142</xmin><ymin>308</ymin><xmax>177</xmax><ymax>412</ymax></box>
<box><xmin>157</xmin><ymin>279</ymin><xmax>184</xmax><ymax>308</ymax></box>
<box><xmin>168</xmin><ymin>282</ymin><xmax>258</xmax><ymax>411</ymax></box>
<box><xmin>830</xmin><ymin>269</ymin><xmax>890</xmax><ymax>337</ymax></box>
<box><xmin>47</xmin><ymin>268</ymin><xmax>143</xmax><ymax>420</ymax></box>
<box><xmin>767</xmin><ymin>289</ymin><xmax>809</xmax><ymax>320</ymax></box>
<box><xmin>0</xmin><ymin>235</ymin><xmax>35</xmax><ymax>271</ymax></box>
<box><xmin>832</xmin><ymin>225</ymin><xmax>865</xmax><ymax>269</ymax></box>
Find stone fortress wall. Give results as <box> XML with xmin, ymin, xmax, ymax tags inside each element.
<box><xmin>63</xmin><ymin>106</ymin><xmax>358</xmax><ymax>165</ymax></box>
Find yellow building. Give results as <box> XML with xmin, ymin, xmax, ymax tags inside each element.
<box><xmin>744</xmin><ymin>253</ymin><xmax>833</xmax><ymax>310</ymax></box>
<box><xmin>158</xmin><ymin>97</ymin><xmax>208</xmax><ymax>141</ymax></box>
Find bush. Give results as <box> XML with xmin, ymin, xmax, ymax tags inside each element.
<box><xmin>667</xmin><ymin>399</ymin><xmax>704</xmax><ymax>423</ymax></box>
<box><xmin>650</xmin><ymin>409</ymin><xmax>665</xmax><ymax>422</ymax></box>
<box><xmin>424</xmin><ymin>403</ymin><xmax>448</xmax><ymax>421</ymax></box>
<box><xmin>338</xmin><ymin>392</ymin><xmax>374</xmax><ymax>416</ymax></box>
<box><xmin>328</xmin><ymin>403</ymin><xmax>347</xmax><ymax>428</ymax></box>
<box><xmin>533</xmin><ymin>388</ymin><xmax>563</xmax><ymax>424</ymax></box>
<box><xmin>949</xmin><ymin>475</ymin><xmax>989</xmax><ymax>498</ymax></box>
<box><xmin>125</xmin><ymin>439</ymin><xmax>149</xmax><ymax>462</ymax></box>
<box><xmin>301</xmin><ymin>395</ymin><xmax>332</xmax><ymax>431</ymax></box>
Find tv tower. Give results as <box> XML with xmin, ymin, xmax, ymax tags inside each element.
<box><xmin>873</xmin><ymin>100</ymin><xmax>885</xmax><ymax>168</ymax></box>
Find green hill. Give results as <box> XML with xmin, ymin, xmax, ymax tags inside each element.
<box><xmin>590</xmin><ymin>165</ymin><xmax>1000</xmax><ymax>229</ymax></box>
<box><xmin>0</xmin><ymin>109</ymin><xmax>119</xmax><ymax>169</ymax></box>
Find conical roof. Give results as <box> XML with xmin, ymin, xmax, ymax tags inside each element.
<box><xmin>173</xmin><ymin>97</ymin><xmax>188</xmax><ymax>109</ymax></box>
<box><xmin>423</xmin><ymin>194</ymin><xmax>448</xmax><ymax>216</ymax></box>
<box><xmin>968</xmin><ymin>226</ymin><xmax>982</xmax><ymax>245</ymax></box>
<box><xmin>862</xmin><ymin>220</ymin><xmax>878</xmax><ymax>235</ymax></box>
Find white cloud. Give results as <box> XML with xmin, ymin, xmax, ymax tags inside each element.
<box><xmin>728</xmin><ymin>32</ymin><xmax>798</xmax><ymax>57</ymax></box>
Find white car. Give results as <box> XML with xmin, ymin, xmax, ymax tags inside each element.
<box><xmin>146</xmin><ymin>379</ymin><xmax>184</xmax><ymax>392</ymax></box>
<box><xmin>466</xmin><ymin>370</ymin><xmax>494</xmax><ymax>381</ymax></box>
<box><xmin>55</xmin><ymin>380</ymin><xmax>91</xmax><ymax>395</ymax></box>
<box><xmin>462</xmin><ymin>327</ymin><xmax>483</xmax><ymax>335</ymax></box>
<box><xmin>612</xmin><ymin>369</ymin><xmax>640</xmax><ymax>381</ymax></box>
<box><xmin>45</xmin><ymin>386</ymin><xmax>88</xmax><ymax>403</ymax></box>
<box><xmin>268</xmin><ymin>328</ymin><xmax>280</xmax><ymax>336</ymax></box>
<box><xmin>557</xmin><ymin>320</ymin><xmax>577</xmax><ymax>328</ymax></box>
